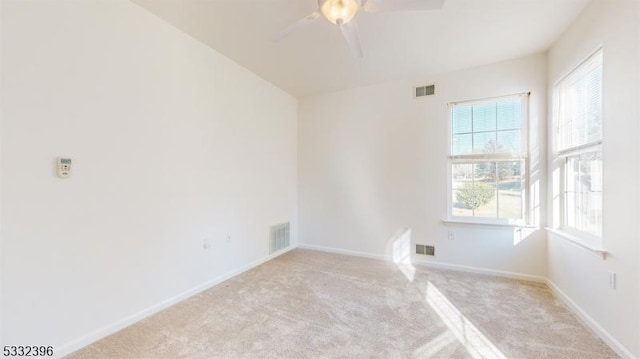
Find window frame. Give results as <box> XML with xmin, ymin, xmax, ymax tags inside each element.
<box><xmin>552</xmin><ymin>48</ymin><xmax>603</xmax><ymax>243</ymax></box>
<box><xmin>446</xmin><ymin>93</ymin><xmax>530</xmax><ymax>226</ymax></box>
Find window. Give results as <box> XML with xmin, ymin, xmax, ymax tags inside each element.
<box><xmin>448</xmin><ymin>94</ymin><xmax>529</xmax><ymax>223</ymax></box>
<box><xmin>553</xmin><ymin>49</ymin><xmax>603</xmax><ymax>239</ymax></box>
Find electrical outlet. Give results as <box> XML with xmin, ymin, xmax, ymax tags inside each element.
<box><xmin>226</xmin><ymin>235</ymin><xmax>231</xmax><ymax>243</ymax></box>
<box><xmin>447</xmin><ymin>231</ymin><xmax>455</xmax><ymax>240</ymax></box>
<box><xmin>202</xmin><ymin>238</ymin><xmax>211</xmax><ymax>249</ymax></box>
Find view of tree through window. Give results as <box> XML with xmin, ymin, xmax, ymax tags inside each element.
<box><xmin>449</xmin><ymin>95</ymin><xmax>527</xmax><ymax>221</ymax></box>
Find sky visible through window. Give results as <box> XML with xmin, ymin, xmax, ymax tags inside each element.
<box><xmin>452</xmin><ymin>100</ymin><xmax>521</xmax><ymax>155</ymax></box>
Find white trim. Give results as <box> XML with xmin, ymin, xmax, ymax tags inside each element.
<box><xmin>412</xmin><ymin>258</ymin><xmax>547</xmax><ymax>283</ymax></box>
<box><xmin>546</xmin><ymin>280</ymin><xmax>637</xmax><ymax>359</ymax></box>
<box><xmin>297</xmin><ymin>243</ymin><xmax>390</xmax><ymax>261</ymax></box>
<box><xmin>555</xmin><ymin>140</ymin><xmax>602</xmax><ymax>157</ymax></box>
<box><xmin>448</xmin><ymin>92</ymin><xmax>530</xmax><ymax>106</ymax></box>
<box><xmin>55</xmin><ymin>246</ymin><xmax>297</xmax><ymax>358</ymax></box>
<box><xmin>442</xmin><ymin>219</ymin><xmax>535</xmax><ymax>229</ymax></box>
<box><xmin>546</xmin><ymin>227</ymin><xmax>607</xmax><ymax>259</ymax></box>
<box><xmin>450</xmin><ymin>153</ymin><xmax>527</xmax><ymax>162</ymax></box>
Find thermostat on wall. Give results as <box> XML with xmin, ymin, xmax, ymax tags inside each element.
<box><xmin>57</xmin><ymin>157</ymin><xmax>72</xmax><ymax>178</ymax></box>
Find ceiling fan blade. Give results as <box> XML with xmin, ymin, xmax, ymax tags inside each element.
<box><xmin>273</xmin><ymin>10</ymin><xmax>321</xmax><ymax>42</ymax></box>
<box><xmin>363</xmin><ymin>0</ymin><xmax>445</xmax><ymax>12</ymax></box>
<box><xmin>339</xmin><ymin>21</ymin><xmax>363</xmax><ymax>59</ymax></box>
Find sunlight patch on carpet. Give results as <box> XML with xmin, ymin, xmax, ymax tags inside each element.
<box><xmin>426</xmin><ymin>281</ymin><xmax>507</xmax><ymax>359</ymax></box>
<box><xmin>412</xmin><ymin>330</ymin><xmax>458</xmax><ymax>358</ymax></box>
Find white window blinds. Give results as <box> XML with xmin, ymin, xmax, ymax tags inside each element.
<box><xmin>554</xmin><ymin>50</ymin><xmax>603</xmax><ymax>154</ymax></box>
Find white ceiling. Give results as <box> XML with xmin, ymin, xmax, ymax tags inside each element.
<box><xmin>131</xmin><ymin>0</ymin><xmax>589</xmax><ymax>97</ymax></box>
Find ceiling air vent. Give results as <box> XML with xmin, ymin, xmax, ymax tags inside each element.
<box><xmin>416</xmin><ymin>244</ymin><xmax>435</xmax><ymax>256</ymax></box>
<box><xmin>415</xmin><ymin>85</ymin><xmax>435</xmax><ymax>98</ymax></box>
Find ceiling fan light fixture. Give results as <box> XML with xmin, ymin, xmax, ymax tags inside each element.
<box><xmin>319</xmin><ymin>0</ymin><xmax>359</xmax><ymax>25</ymax></box>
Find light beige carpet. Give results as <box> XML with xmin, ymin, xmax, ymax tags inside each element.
<box><xmin>67</xmin><ymin>249</ymin><xmax>618</xmax><ymax>358</ymax></box>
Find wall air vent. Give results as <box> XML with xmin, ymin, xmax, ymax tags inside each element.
<box><xmin>415</xmin><ymin>85</ymin><xmax>435</xmax><ymax>98</ymax></box>
<box><xmin>270</xmin><ymin>222</ymin><xmax>290</xmax><ymax>254</ymax></box>
<box><xmin>416</xmin><ymin>244</ymin><xmax>435</xmax><ymax>256</ymax></box>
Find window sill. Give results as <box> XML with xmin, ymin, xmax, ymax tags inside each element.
<box><xmin>443</xmin><ymin>219</ymin><xmax>536</xmax><ymax>229</ymax></box>
<box><xmin>545</xmin><ymin>227</ymin><xmax>607</xmax><ymax>259</ymax></box>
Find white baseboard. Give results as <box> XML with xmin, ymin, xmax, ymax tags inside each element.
<box><xmin>298</xmin><ymin>242</ymin><xmax>546</xmax><ymax>283</ymax></box>
<box><xmin>297</xmin><ymin>243</ymin><xmax>391</xmax><ymax>261</ymax></box>
<box><xmin>412</xmin><ymin>259</ymin><xmax>547</xmax><ymax>283</ymax></box>
<box><xmin>546</xmin><ymin>280</ymin><xmax>637</xmax><ymax>359</ymax></box>
<box><xmin>55</xmin><ymin>246</ymin><xmax>297</xmax><ymax>358</ymax></box>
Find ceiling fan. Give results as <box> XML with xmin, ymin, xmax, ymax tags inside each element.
<box><xmin>274</xmin><ymin>0</ymin><xmax>446</xmax><ymax>58</ymax></box>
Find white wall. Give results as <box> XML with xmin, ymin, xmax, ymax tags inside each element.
<box><xmin>298</xmin><ymin>54</ymin><xmax>548</xmax><ymax>279</ymax></box>
<box><xmin>0</xmin><ymin>0</ymin><xmax>297</xmax><ymax>354</ymax></box>
<box><xmin>547</xmin><ymin>0</ymin><xmax>640</xmax><ymax>357</ymax></box>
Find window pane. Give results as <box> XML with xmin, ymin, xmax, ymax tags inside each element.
<box><xmin>451</xmin><ymin>162</ymin><xmax>498</xmax><ymax>218</ymax></box>
<box><xmin>498</xmin><ymin>162</ymin><xmax>522</xmax><ymax>219</ymax></box>
<box><xmin>473</xmin><ymin>162</ymin><xmax>497</xmax><ymax>218</ymax></box>
<box><xmin>472</xmin><ymin>103</ymin><xmax>496</xmax><ymax>132</ymax></box>
<box><xmin>452</xmin><ymin>106</ymin><xmax>472</xmax><ymax>134</ymax></box>
<box><xmin>452</xmin><ymin>164</ymin><xmax>473</xmax><ymax>189</ymax></box>
<box><xmin>497</xmin><ymin>130</ymin><xmax>521</xmax><ymax>153</ymax></box>
<box><xmin>452</xmin><ymin>190</ymin><xmax>473</xmax><ymax>217</ymax></box>
<box><xmin>474</xmin><ymin>194</ymin><xmax>498</xmax><ymax>218</ymax></box>
<box><xmin>452</xmin><ymin>134</ymin><xmax>472</xmax><ymax>155</ymax></box>
<box><xmin>556</xmin><ymin>50</ymin><xmax>602</xmax><ymax>151</ymax></box>
<box><xmin>497</xmin><ymin>100</ymin><xmax>521</xmax><ymax>130</ymax></box>
<box><xmin>565</xmin><ymin>151</ymin><xmax>602</xmax><ymax>236</ymax></box>
<box><xmin>473</xmin><ymin>132</ymin><xmax>497</xmax><ymax>153</ymax></box>
<box><xmin>584</xmin><ymin>65</ymin><xmax>603</xmax><ymax>144</ymax></box>
<box><xmin>450</xmin><ymin>96</ymin><xmax>522</xmax><ymax>156</ymax></box>
<box><xmin>474</xmin><ymin>162</ymin><xmax>496</xmax><ymax>182</ymax></box>
<box><xmin>452</xmin><ymin>164</ymin><xmax>474</xmax><ymax>217</ymax></box>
